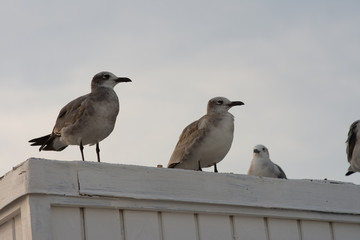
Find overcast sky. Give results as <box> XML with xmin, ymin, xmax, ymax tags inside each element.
<box><xmin>1</xmin><ymin>1</ymin><xmax>360</xmax><ymax>184</ymax></box>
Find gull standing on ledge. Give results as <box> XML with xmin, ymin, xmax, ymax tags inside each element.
<box><xmin>29</xmin><ymin>71</ymin><xmax>132</xmax><ymax>162</ymax></box>
<box><xmin>247</xmin><ymin>144</ymin><xmax>287</xmax><ymax>179</ymax></box>
<box><xmin>167</xmin><ymin>97</ymin><xmax>244</xmax><ymax>172</ymax></box>
<box><xmin>345</xmin><ymin>120</ymin><xmax>360</xmax><ymax>176</ymax></box>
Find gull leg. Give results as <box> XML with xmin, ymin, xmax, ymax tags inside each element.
<box><xmin>80</xmin><ymin>142</ymin><xmax>85</xmax><ymax>161</ymax></box>
<box><xmin>214</xmin><ymin>164</ymin><xmax>218</xmax><ymax>173</ymax></box>
<box><xmin>198</xmin><ymin>161</ymin><xmax>202</xmax><ymax>171</ymax></box>
<box><xmin>96</xmin><ymin>143</ymin><xmax>100</xmax><ymax>162</ymax></box>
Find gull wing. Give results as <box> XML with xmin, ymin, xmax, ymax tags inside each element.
<box><xmin>346</xmin><ymin>120</ymin><xmax>359</xmax><ymax>163</ymax></box>
<box><xmin>168</xmin><ymin>117</ymin><xmax>208</xmax><ymax>168</ymax></box>
<box><xmin>275</xmin><ymin>164</ymin><xmax>287</xmax><ymax>179</ymax></box>
<box><xmin>52</xmin><ymin>94</ymin><xmax>89</xmax><ymax>135</ymax></box>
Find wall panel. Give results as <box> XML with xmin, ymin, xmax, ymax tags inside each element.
<box><xmin>51</xmin><ymin>207</ymin><xmax>83</xmax><ymax>240</ymax></box>
<box><xmin>84</xmin><ymin>208</ymin><xmax>122</xmax><ymax>240</ymax></box>
<box><xmin>233</xmin><ymin>216</ymin><xmax>268</xmax><ymax>240</ymax></box>
<box><xmin>267</xmin><ymin>218</ymin><xmax>300</xmax><ymax>240</ymax></box>
<box><xmin>197</xmin><ymin>214</ymin><xmax>232</xmax><ymax>240</ymax></box>
<box><xmin>162</xmin><ymin>212</ymin><xmax>197</xmax><ymax>240</ymax></box>
<box><xmin>123</xmin><ymin>210</ymin><xmax>161</xmax><ymax>240</ymax></box>
<box><xmin>333</xmin><ymin>222</ymin><xmax>360</xmax><ymax>240</ymax></box>
<box><xmin>301</xmin><ymin>220</ymin><xmax>332</xmax><ymax>240</ymax></box>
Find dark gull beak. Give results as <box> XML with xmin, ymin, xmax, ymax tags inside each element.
<box><xmin>116</xmin><ymin>77</ymin><xmax>132</xmax><ymax>83</ymax></box>
<box><xmin>228</xmin><ymin>101</ymin><xmax>244</xmax><ymax>107</ymax></box>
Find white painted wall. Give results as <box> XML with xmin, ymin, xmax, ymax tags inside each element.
<box><xmin>0</xmin><ymin>158</ymin><xmax>359</xmax><ymax>240</ymax></box>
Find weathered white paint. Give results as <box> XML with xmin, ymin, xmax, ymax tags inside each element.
<box><xmin>162</xmin><ymin>212</ymin><xmax>197</xmax><ymax>240</ymax></box>
<box><xmin>197</xmin><ymin>214</ymin><xmax>233</xmax><ymax>239</ymax></box>
<box><xmin>332</xmin><ymin>222</ymin><xmax>360</xmax><ymax>239</ymax></box>
<box><xmin>123</xmin><ymin>210</ymin><xmax>161</xmax><ymax>240</ymax></box>
<box><xmin>301</xmin><ymin>220</ymin><xmax>332</xmax><ymax>240</ymax></box>
<box><xmin>267</xmin><ymin>218</ymin><xmax>301</xmax><ymax>240</ymax></box>
<box><xmin>84</xmin><ymin>208</ymin><xmax>122</xmax><ymax>240</ymax></box>
<box><xmin>52</xmin><ymin>207</ymin><xmax>83</xmax><ymax>240</ymax></box>
<box><xmin>0</xmin><ymin>158</ymin><xmax>359</xmax><ymax>240</ymax></box>
<box><xmin>233</xmin><ymin>216</ymin><xmax>268</xmax><ymax>240</ymax></box>
<box><xmin>0</xmin><ymin>220</ymin><xmax>13</xmax><ymax>240</ymax></box>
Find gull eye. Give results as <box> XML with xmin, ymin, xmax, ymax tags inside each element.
<box><xmin>102</xmin><ymin>73</ymin><xmax>110</xmax><ymax>79</ymax></box>
<box><xmin>262</xmin><ymin>148</ymin><xmax>266</xmax><ymax>151</ymax></box>
<box><xmin>217</xmin><ymin>99</ymin><xmax>224</xmax><ymax>105</ymax></box>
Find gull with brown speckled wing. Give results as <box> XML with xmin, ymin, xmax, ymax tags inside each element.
<box><xmin>29</xmin><ymin>71</ymin><xmax>131</xmax><ymax>162</ymax></box>
<box><xmin>168</xmin><ymin>97</ymin><xmax>244</xmax><ymax>172</ymax></box>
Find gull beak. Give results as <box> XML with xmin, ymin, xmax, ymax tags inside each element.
<box><xmin>115</xmin><ymin>77</ymin><xmax>132</xmax><ymax>83</ymax></box>
<box><xmin>228</xmin><ymin>101</ymin><xmax>244</xmax><ymax>107</ymax></box>
<box><xmin>253</xmin><ymin>149</ymin><xmax>260</xmax><ymax>154</ymax></box>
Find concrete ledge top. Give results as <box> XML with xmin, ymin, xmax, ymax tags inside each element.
<box><xmin>1</xmin><ymin>158</ymin><xmax>359</xmax><ymax>215</ymax></box>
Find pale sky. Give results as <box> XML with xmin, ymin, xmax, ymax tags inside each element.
<box><xmin>1</xmin><ymin>1</ymin><xmax>360</xmax><ymax>184</ymax></box>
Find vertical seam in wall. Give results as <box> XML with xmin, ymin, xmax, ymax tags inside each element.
<box><xmin>194</xmin><ymin>213</ymin><xmax>201</xmax><ymax>240</ymax></box>
<box><xmin>229</xmin><ymin>215</ymin><xmax>237</xmax><ymax>240</ymax></box>
<box><xmin>119</xmin><ymin>210</ymin><xmax>126</xmax><ymax>240</ymax></box>
<box><xmin>80</xmin><ymin>208</ymin><xmax>86</xmax><ymax>240</ymax></box>
<box><xmin>297</xmin><ymin>220</ymin><xmax>303</xmax><ymax>240</ymax></box>
<box><xmin>77</xmin><ymin>170</ymin><xmax>81</xmax><ymax>194</ymax></box>
<box><xmin>12</xmin><ymin>217</ymin><xmax>16</xmax><ymax>240</ymax></box>
<box><xmin>158</xmin><ymin>212</ymin><xmax>164</xmax><ymax>240</ymax></box>
<box><xmin>329</xmin><ymin>222</ymin><xmax>335</xmax><ymax>240</ymax></box>
<box><xmin>264</xmin><ymin>217</ymin><xmax>270</xmax><ymax>240</ymax></box>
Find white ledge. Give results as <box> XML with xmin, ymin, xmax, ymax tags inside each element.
<box><xmin>1</xmin><ymin>158</ymin><xmax>359</xmax><ymax>216</ymax></box>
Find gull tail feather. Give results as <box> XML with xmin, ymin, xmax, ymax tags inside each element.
<box><xmin>29</xmin><ymin>134</ymin><xmax>51</xmax><ymax>146</ymax></box>
<box><xmin>29</xmin><ymin>134</ymin><xmax>68</xmax><ymax>152</ymax></box>
<box><xmin>168</xmin><ymin>163</ymin><xmax>178</xmax><ymax>168</ymax></box>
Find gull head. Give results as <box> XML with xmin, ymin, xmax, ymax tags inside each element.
<box><xmin>253</xmin><ymin>144</ymin><xmax>270</xmax><ymax>159</ymax></box>
<box><xmin>91</xmin><ymin>71</ymin><xmax>132</xmax><ymax>90</ymax></box>
<box><xmin>207</xmin><ymin>96</ymin><xmax>244</xmax><ymax>114</ymax></box>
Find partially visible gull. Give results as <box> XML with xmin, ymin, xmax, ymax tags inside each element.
<box><xmin>248</xmin><ymin>144</ymin><xmax>287</xmax><ymax>179</ymax></box>
<box><xmin>29</xmin><ymin>71</ymin><xmax>131</xmax><ymax>162</ymax></box>
<box><xmin>168</xmin><ymin>96</ymin><xmax>244</xmax><ymax>172</ymax></box>
<box><xmin>345</xmin><ymin>120</ymin><xmax>360</xmax><ymax>176</ymax></box>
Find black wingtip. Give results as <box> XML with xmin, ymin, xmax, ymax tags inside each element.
<box><xmin>29</xmin><ymin>134</ymin><xmax>51</xmax><ymax>145</ymax></box>
<box><xmin>345</xmin><ymin>171</ymin><xmax>355</xmax><ymax>176</ymax></box>
<box><xmin>168</xmin><ymin>164</ymin><xmax>176</xmax><ymax>168</ymax></box>
<box><xmin>29</xmin><ymin>134</ymin><xmax>52</xmax><ymax>152</ymax></box>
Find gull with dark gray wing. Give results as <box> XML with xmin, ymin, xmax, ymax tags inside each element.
<box><xmin>345</xmin><ymin>120</ymin><xmax>360</xmax><ymax>176</ymax></box>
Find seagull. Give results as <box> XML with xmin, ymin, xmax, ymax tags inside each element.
<box><xmin>247</xmin><ymin>144</ymin><xmax>287</xmax><ymax>179</ymax></box>
<box><xmin>345</xmin><ymin>120</ymin><xmax>360</xmax><ymax>176</ymax></box>
<box><xmin>29</xmin><ymin>71</ymin><xmax>131</xmax><ymax>162</ymax></box>
<box><xmin>167</xmin><ymin>97</ymin><xmax>244</xmax><ymax>172</ymax></box>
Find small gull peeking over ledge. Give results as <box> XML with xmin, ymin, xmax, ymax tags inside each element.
<box><xmin>168</xmin><ymin>96</ymin><xmax>244</xmax><ymax>172</ymax></box>
<box><xmin>247</xmin><ymin>144</ymin><xmax>287</xmax><ymax>179</ymax></box>
<box><xmin>29</xmin><ymin>71</ymin><xmax>131</xmax><ymax>162</ymax></box>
